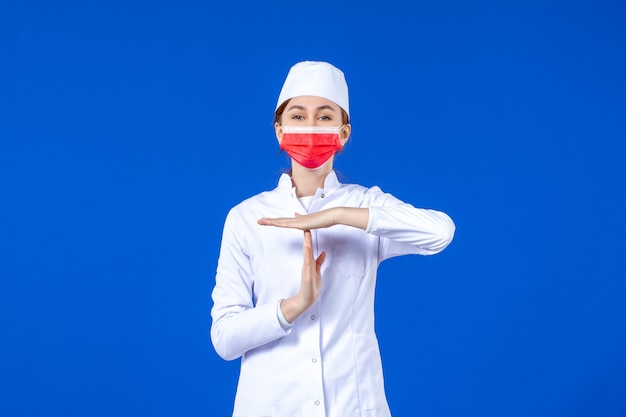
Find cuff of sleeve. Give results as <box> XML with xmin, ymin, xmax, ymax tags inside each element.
<box><xmin>277</xmin><ymin>299</ymin><xmax>293</xmax><ymax>330</ymax></box>
<box><xmin>365</xmin><ymin>206</ymin><xmax>378</xmax><ymax>233</ymax></box>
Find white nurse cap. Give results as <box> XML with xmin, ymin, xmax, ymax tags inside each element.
<box><xmin>276</xmin><ymin>61</ymin><xmax>350</xmax><ymax>117</ymax></box>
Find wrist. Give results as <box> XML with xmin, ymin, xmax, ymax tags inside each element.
<box><xmin>280</xmin><ymin>296</ymin><xmax>307</xmax><ymax>323</ymax></box>
<box><xmin>331</xmin><ymin>207</ymin><xmax>343</xmax><ymax>226</ymax></box>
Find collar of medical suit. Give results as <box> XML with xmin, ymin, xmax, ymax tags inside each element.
<box><xmin>278</xmin><ymin>171</ymin><xmax>340</xmax><ymax>198</ymax></box>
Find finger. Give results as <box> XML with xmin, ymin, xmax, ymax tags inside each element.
<box><xmin>303</xmin><ymin>229</ymin><xmax>312</xmax><ymax>247</ymax></box>
<box><xmin>316</xmin><ymin>251</ymin><xmax>326</xmax><ymax>270</ymax></box>
<box><xmin>258</xmin><ymin>216</ymin><xmax>289</xmax><ymax>222</ymax></box>
<box><xmin>258</xmin><ymin>216</ymin><xmax>303</xmax><ymax>228</ymax></box>
<box><xmin>302</xmin><ymin>230</ymin><xmax>313</xmax><ymax>260</ymax></box>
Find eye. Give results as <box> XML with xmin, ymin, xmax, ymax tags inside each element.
<box><xmin>318</xmin><ymin>115</ymin><xmax>332</xmax><ymax>121</ymax></box>
<box><xmin>291</xmin><ymin>114</ymin><xmax>304</xmax><ymax>120</ymax></box>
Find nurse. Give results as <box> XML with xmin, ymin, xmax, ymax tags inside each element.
<box><xmin>211</xmin><ymin>61</ymin><xmax>455</xmax><ymax>417</ymax></box>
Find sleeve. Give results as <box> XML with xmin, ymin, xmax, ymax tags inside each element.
<box><xmin>210</xmin><ymin>209</ymin><xmax>292</xmax><ymax>361</ymax></box>
<box><xmin>364</xmin><ymin>187</ymin><xmax>456</xmax><ymax>260</ymax></box>
<box><xmin>276</xmin><ymin>299</ymin><xmax>294</xmax><ymax>330</ymax></box>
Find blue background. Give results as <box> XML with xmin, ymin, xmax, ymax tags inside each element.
<box><xmin>1</xmin><ymin>1</ymin><xmax>625</xmax><ymax>416</ymax></box>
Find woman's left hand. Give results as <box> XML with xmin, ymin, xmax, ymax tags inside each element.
<box><xmin>258</xmin><ymin>209</ymin><xmax>337</xmax><ymax>230</ymax></box>
<box><xmin>258</xmin><ymin>207</ymin><xmax>368</xmax><ymax>231</ymax></box>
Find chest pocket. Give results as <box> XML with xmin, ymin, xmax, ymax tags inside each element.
<box><xmin>329</xmin><ymin>225</ymin><xmax>372</xmax><ymax>277</ymax></box>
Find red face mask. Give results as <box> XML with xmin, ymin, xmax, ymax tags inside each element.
<box><xmin>279</xmin><ymin>125</ymin><xmax>344</xmax><ymax>169</ymax></box>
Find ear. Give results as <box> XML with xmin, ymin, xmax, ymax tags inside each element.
<box><xmin>339</xmin><ymin>124</ymin><xmax>351</xmax><ymax>147</ymax></box>
<box><xmin>274</xmin><ymin>122</ymin><xmax>283</xmax><ymax>144</ymax></box>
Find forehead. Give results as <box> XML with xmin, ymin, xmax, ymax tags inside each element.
<box><xmin>286</xmin><ymin>95</ymin><xmax>341</xmax><ymax>111</ymax></box>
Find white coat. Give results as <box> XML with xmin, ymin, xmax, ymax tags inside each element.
<box><xmin>211</xmin><ymin>171</ymin><xmax>455</xmax><ymax>417</ymax></box>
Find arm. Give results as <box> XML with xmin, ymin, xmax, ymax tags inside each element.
<box><xmin>211</xmin><ymin>211</ymin><xmax>332</xmax><ymax>360</ymax></box>
<box><xmin>367</xmin><ymin>204</ymin><xmax>455</xmax><ymax>256</ymax></box>
<box><xmin>259</xmin><ymin>203</ymin><xmax>455</xmax><ymax>256</ymax></box>
<box><xmin>210</xmin><ymin>212</ymin><xmax>291</xmax><ymax>361</ymax></box>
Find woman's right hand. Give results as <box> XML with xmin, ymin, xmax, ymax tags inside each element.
<box><xmin>280</xmin><ymin>230</ymin><xmax>326</xmax><ymax>324</ymax></box>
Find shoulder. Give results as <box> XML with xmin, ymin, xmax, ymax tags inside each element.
<box><xmin>225</xmin><ymin>179</ymin><xmax>290</xmax><ymax>224</ymax></box>
<box><xmin>336</xmin><ymin>172</ymin><xmax>407</xmax><ymax>205</ymax></box>
<box><xmin>227</xmin><ymin>189</ymin><xmax>276</xmax><ymax>217</ymax></box>
<box><xmin>336</xmin><ymin>180</ymin><xmax>398</xmax><ymax>206</ymax></box>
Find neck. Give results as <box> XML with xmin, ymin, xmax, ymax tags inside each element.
<box><xmin>290</xmin><ymin>161</ymin><xmax>333</xmax><ymax>197</ymax></box>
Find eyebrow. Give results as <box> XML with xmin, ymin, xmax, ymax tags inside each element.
<box><xmin>286</xmin><ymin>104</ymin><xmax>338</xmax><ymax>113</ymax></box>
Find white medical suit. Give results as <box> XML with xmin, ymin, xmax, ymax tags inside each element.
<box><xmin>211</xmin><ymin>171</ymin><xmax>455</xmax><ymax>417</ymax></box>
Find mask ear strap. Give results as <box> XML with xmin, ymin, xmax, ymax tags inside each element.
<box><xmin>339</xmin><ymin>124</ymin><xmax>348</xmax><ymax>139</ymax></box>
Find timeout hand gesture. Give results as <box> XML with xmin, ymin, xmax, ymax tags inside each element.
<box><xmin>258</xmin><ymin>207</ymin><xmax>368</xmax><ymax>323</ymax></box>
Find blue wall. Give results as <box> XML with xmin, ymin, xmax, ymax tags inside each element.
<box><xmin>1</xmin><ymin>1</ymin><xmax>625</xmax><ymax>416</ymax></box>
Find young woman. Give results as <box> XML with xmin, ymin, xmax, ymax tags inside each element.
<box><xmin>211</xmin><ymin>61</ymin><xmax>455</xmax><ymax>417</ymax></box>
